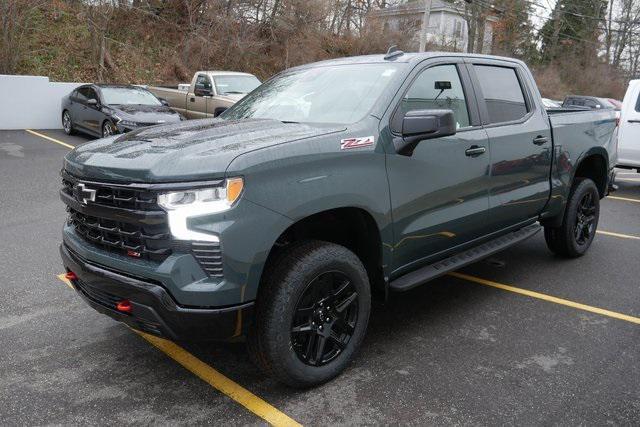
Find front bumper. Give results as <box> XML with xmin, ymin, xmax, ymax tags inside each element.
<box><xmin>61</xmin><ymin>243</ymin><xmax>253</xmax><ymax>341</ymax></box>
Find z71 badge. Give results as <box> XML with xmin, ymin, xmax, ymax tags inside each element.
<box><xmin>340</xmin><ymin>136</ymin><xmax>375</xmax><ymax>150</ymax></box>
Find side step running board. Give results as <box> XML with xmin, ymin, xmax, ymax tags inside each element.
<box><xmin>389</xmin><ymin>223</ymin><xmax>541</xmax><ymax>292</ymax></box>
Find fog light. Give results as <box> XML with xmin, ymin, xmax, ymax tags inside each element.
<box><xmin>116</xmin><ymin>300</ymin><xmax>132</xmax><ymax>313</ymax></box>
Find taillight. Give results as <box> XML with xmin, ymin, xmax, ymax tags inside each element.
<box><xmin>64</xmin><ymin>271</ymin><xmax>77</xmax><ymax>281</ymax></box>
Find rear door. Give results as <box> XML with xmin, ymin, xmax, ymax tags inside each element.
<box><xmin>619</xmin><ymin>81</ymin><xmax>640</xmax><ymax>167</ymax></box>
<box><xmin>468</xmin><ymin>60</ymin><xmax>552</xmax><ymax>231</ymax></box>
<box><xmin>68</xmin><ymin>89</ymin><xmax>87</xmax><ymax>130</ymax></box>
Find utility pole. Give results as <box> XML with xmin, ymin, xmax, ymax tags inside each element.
<box><xmin>418</xmin><ymin>0</ymin><xmax>433</xmax><ymax>52</ymax></box>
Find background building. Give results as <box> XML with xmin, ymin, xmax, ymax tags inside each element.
<box><xmin>368</xmin><ymin>0</ymin><xmax>498</xmax><ymax>54</ymax></box>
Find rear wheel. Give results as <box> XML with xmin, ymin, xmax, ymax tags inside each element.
<box><xmin>248</xmin><ymin>240</ymin><xmax>371</xmax><ymax>388</ymax></box>
<box><xmin>62</xmin><ymin>110</ymin><xmax>74</xmax><ymax>135</ymax></box>
<box><xmin>544</xmin><ymin>178</ymin><xmax>600</xmax><ymax>257</ymax></box>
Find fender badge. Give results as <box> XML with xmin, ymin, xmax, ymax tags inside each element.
<box><xmin>340</xmin><ymin>136</ymin><xmax>374</xmax><ymax>150</ymax></box>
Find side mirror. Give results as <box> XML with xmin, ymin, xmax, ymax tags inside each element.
<box><xmin>158</xmin><ymin>98</ymin><xmax>169</xmax><ymax>106</ymax></box>
<box><xmin>394</xmin><ymin>109</ymin><xmax>457</xmax><ymax>156</ymax></box>
<box><xmin>87</xmin><ymin>98</ymin><xmax>99</xmax><ymax>108</ymax></box>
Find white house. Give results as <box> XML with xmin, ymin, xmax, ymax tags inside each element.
<box><xmin>368</xmin><ymin>0</ymin><xmax>498</xmax><ymax>54</ymax></box>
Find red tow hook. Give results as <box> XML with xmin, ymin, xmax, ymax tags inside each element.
<box><xmin>116</xmin><ymin>300</ymin><xmax>132</xmax><ymax>314</ymax></box>
<box><xmin>64</xmin><ymin>271</ymin><xmax>77</xmax><ymax>281</ymax></box>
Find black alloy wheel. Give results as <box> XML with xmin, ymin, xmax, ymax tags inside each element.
<box><xmin>543</xmin><ymin>177</ymin><xmax>600</xmax><ymax>258</ymax></box>
<box><xmin>574</xmin><ymin>191</ymin><xmax>596</xmax><ymax>246</ymax></box>
<box><xmin>291</xmin><ymin>271</ymin><xmax>359</xmax><ymax>366</ymax></box>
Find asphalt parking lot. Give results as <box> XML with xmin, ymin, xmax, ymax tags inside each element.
<box><xmin>1</xmin><ymin>129</ymin><xmax>639</xmax><ymax>425</ymax></box>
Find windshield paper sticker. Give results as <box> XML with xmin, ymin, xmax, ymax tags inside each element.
<box><xmin>340</xmin><ymin>136</ymin><xmax>375</xmax><ymax>150</ymax></box>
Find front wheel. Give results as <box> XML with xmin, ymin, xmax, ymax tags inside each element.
<box><xmin>544</xmin><ymin>177</ymin><xmax>600</xmax><ymax>257</ymax></box>
<box><xmin>248</xmin><ymin>241</ymin><xmax>371</xmax><ymax>388</ymax></box>
<box><xmin>101</xmin><ymin>120</ymin><xmax>116</xmax><ymax>138</ymax></box>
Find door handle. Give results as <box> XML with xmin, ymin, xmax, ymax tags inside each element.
<box><xmin>190</xmin><ymin>97</ymin><xmax>195</xmax><ymax>102</ymax></box>
<box><xmin>465</xmin><ymin>145</ymin><xmax>486</xmax><ymax>157</ymax></box>
<box><xmin>533</xmin><ymin>135</ymin><xmax>548</xmax><ymax>145</ymax></box>
<box><xmin>628</xmin><ymin>119</ymin><xmax>640</xmax><ymax>123</ymax></box>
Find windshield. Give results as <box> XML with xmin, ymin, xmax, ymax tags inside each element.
<box><xmin>214</xmin><ymin>75</ymin><xmax>261</xmax><ymax>95</ymax></box>
<box><xmin>101</xmin><ymin>87</ymin><xmax>161</xmax><ymax>106</ymax></box>
<box><xmin>221</xmin><ymin>64</ymin><xmax>403</xmax><ymax>124</ymax></box>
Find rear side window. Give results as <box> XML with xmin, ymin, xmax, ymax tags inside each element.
<box><xmin>474</xmin><ymin>65</ymin><xmax>528</xmax><ymax>124</ymax></box>
<box><xmin>636</xmin><ymin>93</ymin><xmax>640</xmax><ymax>112</ymax></box>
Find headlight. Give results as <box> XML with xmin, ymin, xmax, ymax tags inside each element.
<box><xmin>119</xmin><ymin>120</ymin><xmax>138</xmax><ymax>127</ymax></box>
<box><xmin>157</xmin><ymin>177</ymin><xmax>244</xmax><ymax>242</ymax></box>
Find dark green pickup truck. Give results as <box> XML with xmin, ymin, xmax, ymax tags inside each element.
<box><xmin>60</xmin><ymin>51</ymin><xmax>617</xmax><ymax>387</ymax></box>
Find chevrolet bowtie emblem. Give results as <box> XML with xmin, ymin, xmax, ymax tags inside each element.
<box><xmin>74</xmin><ymin>183</ymin><xmax>97</xmax><ymax>204</ymax></box>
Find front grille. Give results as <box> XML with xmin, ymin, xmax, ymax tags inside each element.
<box><xmin>69</xmin><ymin>210</ymin><xmax>171</xmax><ymax>261</ymax></box>
<box><xmin>191</xmin><ymin>242</ymin><xmax>224</xmax><ymax>278</ymax></box>
<box><xmin>62</xmin><ymin>171</ymin><xmax>172</xmax><ymax>261</ymax></box>
<box><xmin>62</xmin><ymin>174</ymin><xmax>158</xmax><ymax>211</ymax></box>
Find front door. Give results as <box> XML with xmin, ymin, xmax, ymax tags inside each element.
<box><xmin>385</xmin><ymin>62</ymin><xmax>491</xmax><ymax>276</ymax></box>
<box><xmin>468</xmin><ymin>61</ymin><xmax>552</xmax><ymax>230</ymax></box>
<box><xmin>619</xmin><ymin>82</ymin><xmax>640</xmax><ymax>167</ymax></box>
<box><xmin>188</xmin><ymin>74</ymin><xmax>212</xmax><ymax>119</ymax></box>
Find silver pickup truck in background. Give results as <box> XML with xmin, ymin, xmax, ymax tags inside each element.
<box><xmin>148</xmin><ymin>71</ymin><xmax>261</xmax><ymax>119</ymax></box>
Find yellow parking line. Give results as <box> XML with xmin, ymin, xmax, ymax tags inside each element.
<box><xmin>26</xmin><ymin>129</ymin><xmax>75</xmax><ymax>149</ymax></box>
<box><xmin>596</xmin><ymin>230</ymin><xmax>640</xmax><ymax>240</ymax></box>
<box><xmin>56</xmin><ymin>273</ymin><xmax>74</xmax><ymax>289</ymax></box>
<box><xmin>448</xmin><ymin>272</ymin><xmax>640</xmax><ymax>325</ymax></box>
<box><xmin>55</xmin><ymin>275</ymin><xmax>301</xmax><ymax>426</ymax></box>
<box><xmin>607</xmin><ymin>195</ymin><xmax>640</xmax><ymax>204</ymax></box>
<box><xmin>137</xmin><ymin>331</ymin><xmax>301</xmax><ymax>427</ymax></box>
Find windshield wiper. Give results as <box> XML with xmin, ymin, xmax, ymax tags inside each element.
<box><xmin>222</xmin><ymin>91</ymin><xmax>245</xmax><ymax>95</ymax></box>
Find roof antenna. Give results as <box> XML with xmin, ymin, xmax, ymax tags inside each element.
<box><xmin>384</xmin><ymin>45</ymin><xmax>404</xmax><ymax>60</ymax></box>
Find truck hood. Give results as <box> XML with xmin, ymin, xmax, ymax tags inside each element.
<box><xmin>63</xmin><ymin>118</ymin><xmax>343</xmax><ymax>183</ymax></box>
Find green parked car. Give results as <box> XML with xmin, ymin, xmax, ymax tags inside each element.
<box><xmin>60</xmin><ymin>51</ymin><xmax>617</xmax><ymax>387</ymax></box>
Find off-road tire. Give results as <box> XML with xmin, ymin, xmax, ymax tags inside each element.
<box><xmin>247</xmin><ymin>240</ymin><xmax>371</xmax><ymax>388</ymax></box>
<box><xmin>544</xmin><ymin>177</ymin><xmax>600</xmax><ymax>258</ymax></box>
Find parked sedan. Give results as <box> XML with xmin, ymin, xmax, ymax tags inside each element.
<box><xmin>61</xmin><ymin>84</ymin><xmax>183</xmax><ymax>138</ymax></box>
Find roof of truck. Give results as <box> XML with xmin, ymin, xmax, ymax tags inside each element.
<box><xmin>289</xmin><ymin>52</ymin><xmax>526</xmax><ymax>71</ymax></box>
<box><xmin>196</xmin><ymin>71</ymin><xmax>257</xmax><ymax>77</ymax></box>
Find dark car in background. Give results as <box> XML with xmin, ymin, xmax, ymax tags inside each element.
<box><xmin>562</xmin><ymin>95</ymin><xmax>617</xmax><ymax>110</ymax></box>
<box><xmin>61</xmin><ymin>84</ymin><xmax>183</xmax><ymax>138</ymax></box>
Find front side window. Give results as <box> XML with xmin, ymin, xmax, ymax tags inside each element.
<box><xmin>100</xmin><ymin>87</ymin><xmax>161</xmax><ymax>106</ymax></box>
<box><xmin>74</xmin><ymin>89</ymin><xmax>87</xmax><ymax>102</ymax></box>
<box><xmin>195</xmin><ymin>75</ymin><xmax>212</xmax><ymax>93</ymax></box>
<box><xmin>214</xmin><ymin>75</ymin><xmax>261</xmax><ymax>95</ymax></box>
<box><xmin>222</xmin><ymin>63</ymin><xmax>403</xmax><ymax>125</ymax></box>
<box><xmin>394</xmin><ymin>64</ymin><xmax>470</xmax><ymax>131</ymax></box>
<box><xmin>474</xmin><ymin>65</ymin><xmax>528</xmax><ymax>124</ymax></box>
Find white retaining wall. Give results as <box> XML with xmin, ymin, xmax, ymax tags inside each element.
<box><xmin>0</xmin><ymin>75</ymin><xmax>83</xmax><ymax>130</ymax></box>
